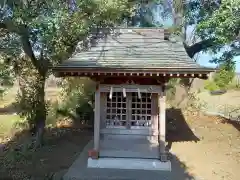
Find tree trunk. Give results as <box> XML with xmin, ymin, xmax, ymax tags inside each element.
<box><xmin>33</xmin><ymin>74</ymin><xmax>46</xmax><ymax>149</ymax></box>
<box><xmin>171</xmin><ymin>2</ymin><xmax>194</xmax><ymax>107</ymax></box>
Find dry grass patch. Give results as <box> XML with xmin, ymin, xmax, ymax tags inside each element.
<box><xmin>0</xmin><ymin>115</ymin><xmax>22</xmax><ymax>141</ymax></box>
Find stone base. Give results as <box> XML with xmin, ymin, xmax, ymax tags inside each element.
<box><xmin>88</xmin><ymin>149</ymin><xmax>99</xmax><ymax>159</ymax></box>
<box><xmin>87</xmin><ymin>157</ymin><xmax>171</xmax><ymax>171</ymax></box>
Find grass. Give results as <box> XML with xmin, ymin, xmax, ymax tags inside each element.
<box><xmin>0</xmin><ymin>87</ymin><xmax>18</xmax><ymax>108</ymax></box>
<box><xmin>0</xmin><ymin>84</ymin><xmax>61</xmax><ymax>139</ymax></box>
<box><xmin>0</xmin><ymin>87</ymin><xmax>21</xmax><ymax>140</ymax></box>
<box><xmin>0</xmin><ymin>115</ymin><xmax>22</xmax><ymax>140</ymax></box>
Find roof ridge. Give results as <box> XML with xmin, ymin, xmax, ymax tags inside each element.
<box><xmin>115</xmin><ymin>27</ymin><xmax>166</xmax><ymax>29</ymax></box>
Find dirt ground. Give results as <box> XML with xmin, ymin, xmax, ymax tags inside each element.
<box><xmin>168</xmin><ymin>111</ymin><xmax>240</xmax><ymax>180</ymax></box>
<box><xmin>0</xmin><ymin>83</ymin><xmax>239</xmax><ymax>180</ymax></box>
<box><xmin>1</xmin><ymin>111</ymin><xmax>239</xmax><ymax>180</ymax></box>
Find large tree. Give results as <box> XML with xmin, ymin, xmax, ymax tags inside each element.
<box><xmin>124</xmin><ymin>0</ymin><xmax>239</xmax><ymax>106</ymax></box>
<box><xmin>128</xmin><ymin>0</ymin><xmax>239</xmax><ymax>61</ymax></box>
<box><xmin>187</xmin><ymin>0</ymin><xmax>239</xmax><ymax>60</ymax></box>
<box><xmin>0</xmin><ymin>0</ymin><xmax>131</xmax><ymax>145</ymax></box>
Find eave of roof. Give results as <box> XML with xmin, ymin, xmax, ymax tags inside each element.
<box><xmin>52</xmin><ymin>66</ymin><xmax>216</xmax><ymax>72</ymax></box>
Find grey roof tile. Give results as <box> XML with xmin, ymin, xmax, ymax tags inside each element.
<box><xmin>57</xmin><ymin>28</ymin><xmax>210</xmax><ymax>70</ymax></box>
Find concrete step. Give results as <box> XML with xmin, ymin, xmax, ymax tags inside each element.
<box><xmin>87</xmin><ymin>158</ymin><xmax>171</xmax><ymax>171</ymax></box>
<box><xmin>101</xmin><ymin>133</ymin><xmax>159</xmax><ymax>143</ymax></box>
<box><xmin>99</xmin><ymin>138</ymin><xmax>159</xmax><ymax>159</ymax></box>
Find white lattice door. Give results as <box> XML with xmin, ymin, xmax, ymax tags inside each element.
<box><xmin>100</xmin><ymin>91</ymin><xmax>159</xmax><ymax>159</ymax></box>
<box><xmin>130</xmin><ymin>92</ymin><xmax>152</xmax><ymax>128</ymax></box>
<box><xmin>105</xmin><ymin>92</ymin><xmax>152</xmax><ymax>129</ymax></box>
<box><xmin>106</xmin><ymin>92</ymin><xmax>127</xmax><ymax>128</ymax></box>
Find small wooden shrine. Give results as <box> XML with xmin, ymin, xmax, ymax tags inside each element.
<box><xmin>52</xmin><ymin>28</ymin><xmax>215</xmax><ymax>162</ymax></box>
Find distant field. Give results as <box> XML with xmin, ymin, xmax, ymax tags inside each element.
<box><xmin>197</xmin><ymin>90</ymin><xmax>240</xmax><ymax>116</ymax></box>
<box><xmin>0</xmin><ymin>87</ymin><xmax>18</xmax><ymax>108</ymax></box>
<box><xmin>0</xmin><ymin>114</ymin><xmax>21</xmax><ymax>139</ymax></box>
<box><xmin>0</xmin><ymin>85</ymin><xmax>61</xmax><ymax>107</ymax></box>
<box><xmin>0</xmin><ymin>81</ymin><xmax>61</xmax><ymax>140</ymax></box>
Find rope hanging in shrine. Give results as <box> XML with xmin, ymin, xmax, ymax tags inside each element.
<box><xmin>108</xmin><ymin>86</ymin><xmax>143</xmax><ymax>99</ymax></box>
<box><xmin>109</xmin><ymin>86</ymin><xmax>113</xmax><ymax>99</ymax></box>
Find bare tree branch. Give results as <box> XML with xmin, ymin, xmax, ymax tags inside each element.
<box><xmin>183</xmin><ymin>39</ymin><xmax>215</xmax><ymax>58</ymax></box>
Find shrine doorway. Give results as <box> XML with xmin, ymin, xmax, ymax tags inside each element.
<box><xmin>100</xmin><ymin>91</ymin><xmax>159</xmax><ymax>159</ymax></box>
<box><xmin>105</xmin><ymin>92</ymin><xmax>152</xmax><ymax>129</ymax></box>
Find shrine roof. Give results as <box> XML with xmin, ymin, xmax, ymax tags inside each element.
<box><xmin>53</xmin><ymin>27</ymin><xmax>215</xmax><ymax>75</ymax></box>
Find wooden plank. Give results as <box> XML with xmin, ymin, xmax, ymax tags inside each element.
<box><xmin>100</xmin><ymin>92</ymin><xmax>107</xmax><ymax>129</ymax></box>
<box><xmin>151</xmin><ymin>93</ymin><xmax>159</xmax><ymax>143</ymax></box>
<box><xmin>126</xmin><ymin>92</ymin><xmax>132</xmax><ymax>129</ymax></box>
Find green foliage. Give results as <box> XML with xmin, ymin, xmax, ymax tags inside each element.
<box><xmin>214</xmin><ymin>69</ymin><xmax>235</xmax><ymax>89</ymax></box>
<box><xmin>166</xmin><ymin>78</ymin><xmax>178</xmax><ymax>101</ymax></box>
<box><xmin>195</xmin><ymin>0</ymin><xmax>240</xmax><ymax>59</ymax></box>
<box><xmin>211</xmin><ymin>59</ymin><xmax>236</xmax><ymax>89</ymax></box>
<box><xmin>0</xmin><ymin>57</ymin><xmax>14</xmax><ymax>97</ymax></box>
<box><xmin>204</xmin><ymin>61</ymin><xmax>236</xmax><ymax>90</ymax></box>
<box><xmin>204</xmin><ymin>80</ymin><xmax>220</xmax><ymax>91</ymax></box>
<box><xmin>58</xmin><ymin>77</ymin><xmax>95</xmax><ymax>123</ymax></box>
<box><xmin>196</xmin><ymin>0</ymin><xmax>240</xmax><ymax>45</ymax></box>
<box><xmin>0</xmin><ymin>115</ymin><xmax>22</xmax><ymax>138</ymax></box>
<box><xmin>14</xmin><ymin>55</ymin><xmax>47</xmax><ymax>130</ymax></box>
<box><xmin>45</xmin><ymin>77</ymin><xmax>96</xmax><ymax>127</ymax></box>
<box><xmin>1</xmin><ymin>0</ymin><xmax>133</xmax><ymax>133</ymax></box>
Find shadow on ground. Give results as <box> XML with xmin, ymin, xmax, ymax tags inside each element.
<box><xmin>166</xmin><ymin>108</ymin><xmax>200</xmax><ymax>151</ymax></box>
<box><xmin>169</xmin><ymin>153</ymin><xmax>196</xmax><ymax>180</ymax></box>
<box><xmin>222</xmin><ymin>119</ymin><xmax>240</xmax><ymax>131</ymax></box>
<box><xmin>0</xmin><ymin>107</ymin><xmax>199</xmax><ymax>179</ymax></box>
<box><xmin>0</xmin><ymin>123</ymin><xmax>197</xmax><ymax>180</ymax></box>
<box><xmin>0</xmin><ymin>124</ymin><xmax>93</xmax><ymax>180</ymax></box>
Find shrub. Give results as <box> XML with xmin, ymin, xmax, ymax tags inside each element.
<box><xmin>214</xmin><ymin>68</ymin><xmax>235</xmax><ymax>88</ymax></box>
<box><xmin>166</xmin><ymin>78</ymin><xmax>178</xmax><ymax>102</ymax></box>
<box><xmin>57</xmin><ymin>77</ymin><xmax>95</xmax><ymax>124</ymax></box>
<box><xmin>204</xmin><ymin>80</ymin><xmax>220</xmax><ymax>91</ymax></box>
<box><xmin>46</xmin><ymin>101</ymin><xmax>61</xmax><ymax>127</ymax></box>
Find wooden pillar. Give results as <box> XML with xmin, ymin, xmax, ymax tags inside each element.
<box><xmin>151</xmin><ymin>93</ymin><xmax>158</xmax><ymax>143</ymax></box>
<box><xmin>158</xmin><ymin>85</ymin><xmax>167</xmax><ymax>162</ymax></box>
<box><xmin>100</xmin><ymin>92</ymin><xmax>107</xmax><ymax>129</ymax></box>
<box><xmin>94</xmin><ymin>84</ymin><xmax>100</xmax><ymax>151</ymax></box>
<box><xmin>89</xmin><ymin>83</ymin><xmax>100</xmax><ymax>159</ymax></box>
